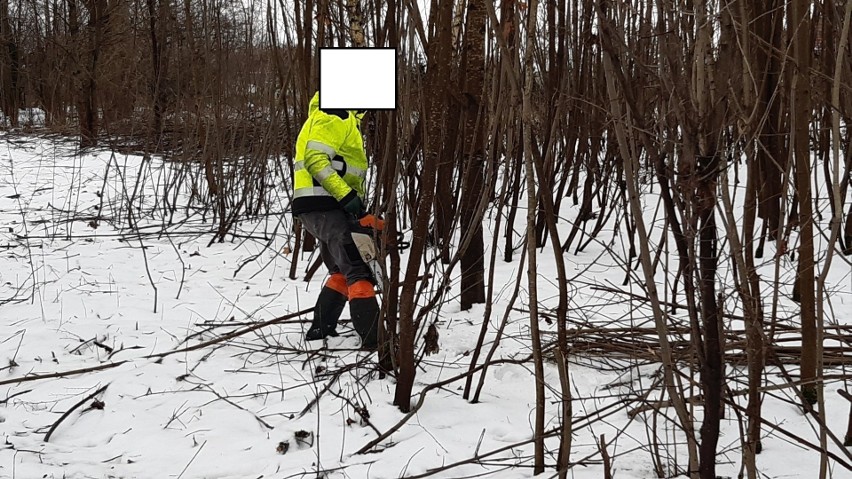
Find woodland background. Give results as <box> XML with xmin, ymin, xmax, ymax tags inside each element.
<box><xmin>2</xmin><ymin>0</ymin><xmax>852</xmax><ymax>478</ymax></box>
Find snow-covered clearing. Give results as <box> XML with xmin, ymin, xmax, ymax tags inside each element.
<box><xmin>1</xmin><ymin>134</ymin><xmax>851</xmax><ymax>478</ymax></box>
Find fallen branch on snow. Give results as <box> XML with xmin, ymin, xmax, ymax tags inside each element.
<box><xmin>147</xmin><ymin>308</ymin><xmax>314</xmax><ymax>359</ymax></box>
<box><xmin>44</xmin><ymin>383</ymin><xmax>110</xmax><ymax>442</ymax></box>
<box><xmin>0</xmin><ymin>308</ymin><xmax>314</xmax><ymax>387</ymax></box>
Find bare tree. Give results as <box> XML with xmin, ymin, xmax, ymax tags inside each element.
<box><xmin>790</xmin><ymin>0</ymin><xmax>818</xmax><ymax>406</ymax></box>
<box><xmin>0</xmin><ymin>0</ymin><xmax>20</xmax><ymax>127</ymax></box>
<box><xmin>394</xmin><ymin>0</ymin><xmax>451</xmax><ymax>412</ymax></box>
<box><xmin>457</xmin><ymin>0</ymin><xmax>486</xmax><ymax>310</ymax></box>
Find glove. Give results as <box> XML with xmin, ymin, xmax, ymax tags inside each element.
<box><xmin>340</xmin><ymin>192</ymin><xmax>364</xmax><ymax>217</ymax></box>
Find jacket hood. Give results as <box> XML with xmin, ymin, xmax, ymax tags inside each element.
<box><xmin>309</xmin><ymin>91</ymin><xmax>320</xmax><ymax>117</ymax></box>
<box><xmin>309</xmin><ymin>91</ymin><xmax>363</xmax><ymax>127</ymax></box>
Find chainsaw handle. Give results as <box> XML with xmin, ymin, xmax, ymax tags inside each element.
<box><xmin>354</xmin><ymin>213</ymin><xmax>409</xmax><ymax>252</ymax></box>
<box><xmin>358</xmin><ymin>213</ymin><xmax>385</xmax><ymax>231</ymax></box>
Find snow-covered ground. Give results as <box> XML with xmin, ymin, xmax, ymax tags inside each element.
<box><xmin>1</xmin><ymin>134</ymin><xmax>851</xmax><ymax>478</ymax></box>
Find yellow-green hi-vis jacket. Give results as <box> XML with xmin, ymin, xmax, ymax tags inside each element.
<box><xmin>292</xmin><ymin>91</ymin><xmax>368</xmax><ymax>216</ymax></box>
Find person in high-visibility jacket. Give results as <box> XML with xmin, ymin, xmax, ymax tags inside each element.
<box><xmin>292</xmin><ymin>91</ymin><xmax>379</xmax><ymax>349</ymax></box>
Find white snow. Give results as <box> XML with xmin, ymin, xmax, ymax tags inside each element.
<box><xmin>1</xmin><ymin>133</ymin><xmax>850</xmax><ymax>478</ymax></box>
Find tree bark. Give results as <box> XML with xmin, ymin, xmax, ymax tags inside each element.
<box><xmin>146</xmin><ymin>0</ymin><xmax>170</xmax><ymax>147</ymax></box>
<box><xmin>394</xmin><ymin>0</ymin><xmax>450</xmax><ymax>412</ymax></box>
<box><xmin>790</xmin><ymin>0</ymin><xmax>818</xmax><ymax>406</ymax></box>
<box><xmin>458</xmin><ymin>0</ymin><xmax>487</xmax><ymax>310</ymax></box>
<box><xmin>753</xmin><ymin>0</ymin><xmax>785</xmax><ymax>239</ymax></box>
<box><xmin>0</xmin><ymin>0</ymin><xmax>20</xmax><ymax>127</ymax></box>
<box><xmin>522</xmin><ymin>0</ymin><xmax>545</xmax><ymax>473</ymax></box>
<box><xmin>75</xmin><ymin>0</ymin><xmax>108</xmax><ymax>148</ymax></box>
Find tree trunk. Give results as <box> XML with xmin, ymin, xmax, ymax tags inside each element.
<box><xmin>346</xmin><ymin>0</ymin><xmax>366</xmax><ymax>47</ymax></box>
<box><xmin>754</xmin><ymin>0</ymin><xmax>785</xmax><ymax>239</ymax></box>
<box><xmin>458</xmin><ymin>0</ymin><xmax>486</xmax><ymax>310</ymax></box>
<box><xmin>790</xmin><ymin>0</ymin><xmax>818</xmax><ymax>406</ymax></box>
<box><xmin>0</xmin><ymin>0</ymin><xmax>20</xmax><ymax>128</ymax></box>
<box><xmin>522</xmin><ymin>0</ymin><xmax>545</xmax><ymax>474</ymax></box>
<box><xmin>147</xmin><ymin>0</ymin><xmax>170</xmax><ymax>147</ymax></box>
<box><xmin>394</xmin><ymin>0</ymin><xmax>450</xmax><ymax>412</ymax></box>
<box><xmin>77</xmin><ymin>0</ymin><xmax>108</xmax><ymax>148</ymax></box>
<box><xmin>697</xmin><ymin>155</ymin><xmax>722</xmax><ymax>479</ymax></box>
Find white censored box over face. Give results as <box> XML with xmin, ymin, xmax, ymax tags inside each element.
<box><xmin>319</xmin><ymin>48</ymin><xmax>397</xmax><ymax>110</ymax></box>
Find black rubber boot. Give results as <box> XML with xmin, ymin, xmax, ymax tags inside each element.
<box><xmin>305</xmin><ymin>287</ymin><xmax>346</xmax><ymax>341</ymax></box>
<box><xmin>349</xmin><ymin>296</ymin><xmax>380</xmax><ymax>350</ymax></box>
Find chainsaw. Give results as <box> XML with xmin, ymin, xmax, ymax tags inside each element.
<box><xmin>350</xmin><ymin>214</ymin><xmax>406</xmax><ymax>292</ymax></box>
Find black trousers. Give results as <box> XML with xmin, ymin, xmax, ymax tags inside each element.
<box><xmin>297</xmin><ymin>209</ymin><xmax>373</xmax><ymax>285</ymax></box>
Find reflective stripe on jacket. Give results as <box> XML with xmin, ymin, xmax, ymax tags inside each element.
<box><xmin>292</xmin><ymin>91</ymin><xmax>368</xmax><ymax>215</ymax></box>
